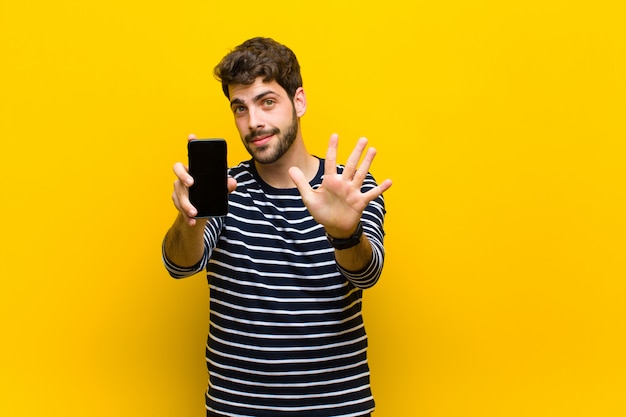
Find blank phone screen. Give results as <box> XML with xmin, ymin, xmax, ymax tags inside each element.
<box><xmin>187</xmin><ymin>139</ymin><xmax>228</xmax><ymax>217</ymax></box>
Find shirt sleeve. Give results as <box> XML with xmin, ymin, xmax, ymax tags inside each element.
<box><xmin>338</xmin><ymin>172</ymin><xmax>388</xmax><ymax>289</ymax></box>
<box><xmin>162</xmin><ymin>240</ymin><xmax>208</xmax><ymax>279</ymax></box>
<box><xmin>161</xmin><ymin>217</ymin><xmax>224</xmax><ymax>279</ymax></box>
<box><xmin>337</xmin><ymin>238</ymin><xmax>385</xmax><ymax>289</ymax></box>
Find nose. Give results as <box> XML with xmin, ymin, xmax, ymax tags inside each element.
<box><xmin>247</xmin><ymin>107</ymin><xmax>264</xmax><ymax>131</ymax></box>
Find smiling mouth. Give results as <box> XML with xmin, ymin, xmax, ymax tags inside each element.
<box><xmin>249</xmin><ymin>135</ymin><xmax>271</xmax><ymax>146</ymax></box>
<box><xmin>248</xmin><ymin>130</ymin><xmax>277</xmax><ymax>146</ymax></box>
<box><xmin>253</xmin><ymin>134</ymin><xmax>272</xmax><ymax>141</ymax></box>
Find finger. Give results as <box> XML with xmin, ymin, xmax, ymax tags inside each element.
<box><xmin>188</xmin><ymin>133</ymin><xmax>197</xmax><ymax>141</ymax></box>
<box><xmin>288</xmin><ymin>166</ymin><xmax>314</xmax><ymax>201</ymax></box>
<box><xmin>324</xmin><ymin>133</ymin><xmax>339</xmax><ymax>175</ymax></box>
<box><xmin>343</xmin><ymin>137</ymin><xmax>368</xmax><ymax>179</ymax></box>
<box><xmin>227</xmin><ymin>177</ymin><xmax>238</xmax><ymax>194</ymax></box>
<box><xmin>353</xmin><ymin>147</ymin><xmax>377</xmax><ymax>184</ymax></box>
<box><xmin>173</xmin><ymin>179</ymin><xmax>198</xmax><ymax>218</ymax></box>
<box><xmin>362</xmin><ymin>179</ymin><xmax>393</xmax><ymax>202</ymax></box>
<box><xmin>173</xmin><ymin>162</ymin><xmax>193</xmax><ymax>186</ymax></box>
<box><xmin>172</xmin><ymin>188</ymin><xmax>197</xmax><ymax>223</ymax></box>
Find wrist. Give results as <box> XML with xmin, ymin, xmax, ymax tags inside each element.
<box><xmin>326</xmin><ymin>222</ymin><xmax>363</xmax><ymax>250</ymax></box>
<box><xmin>176</xmin><ymin>212</ymin><xmax>207</xmax><ymax>226</ymax></box>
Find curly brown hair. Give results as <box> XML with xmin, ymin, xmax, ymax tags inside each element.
<box><xmin>213</xmin><ymin>37</ymin><xmax>303</xmax><ymax>100</ymax></box>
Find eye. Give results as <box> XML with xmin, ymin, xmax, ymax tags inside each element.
<box><xmin>233</xmin><ymin>105</ymin><xmax>247</xmax><ymax>114</ymax></box>
<box><xmin>263</xmin><ymin>99</ymin><xmax>275</xmax><ymax>107</ymax></box>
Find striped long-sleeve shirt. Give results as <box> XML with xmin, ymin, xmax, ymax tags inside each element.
<box><xmin>163</xmin><ymin>157</ymin><xmax>387</xmax><ymax>417</ymax></box>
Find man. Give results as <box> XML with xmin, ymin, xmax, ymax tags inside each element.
<box><xmin>163</xmin><ymin>37</ymin><xmax>392</xmax><ymax>417</ymax></box>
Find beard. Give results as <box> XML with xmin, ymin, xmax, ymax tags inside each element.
<box><xmin>243</xmin><ymin>108</ymin><xmax>298</xmax><ymax>165</ymax></box>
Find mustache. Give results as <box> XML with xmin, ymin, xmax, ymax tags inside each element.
<box><xmin>245</xmin><ymin>128</ymin><xmax>279</xmax><ymax>143</ymax></box>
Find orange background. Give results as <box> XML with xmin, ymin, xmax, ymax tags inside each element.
<box><xmin>2</xmin><ymin>0</ymin><xmax>625</xmax><ymax>416</ymax></box>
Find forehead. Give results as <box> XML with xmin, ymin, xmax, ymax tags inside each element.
<box><xmin>228</xmin><ymin>78</ymin><xmax>288</xmax><ymax>102</ymax></box>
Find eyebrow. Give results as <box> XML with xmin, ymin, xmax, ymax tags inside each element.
<box><xmin>230</xmin><ymin>90</ymin><xmax>277</xmax><ymax>107</ymax></box>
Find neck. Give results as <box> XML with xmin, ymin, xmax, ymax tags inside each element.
<box><xmin>255</xmin><ymin>137</ymin><xmax>318</xmax><ymax>189</ymax></box>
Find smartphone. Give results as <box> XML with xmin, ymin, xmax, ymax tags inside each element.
<box><xmin>187</xmin><ymin>139</ymin><xmax>228</xmax><ymax>218</ymax></box>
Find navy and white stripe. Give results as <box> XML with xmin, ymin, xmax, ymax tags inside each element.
<box><xmin>163</xmin><ymin>158</ymin><xmax>387</xmax><ymax>417</ymax></box>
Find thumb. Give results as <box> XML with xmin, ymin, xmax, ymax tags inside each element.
<box><xmin>288</xmin><ymin>166</ymin><xmax>313</xmax><ymax>199</ymax></box>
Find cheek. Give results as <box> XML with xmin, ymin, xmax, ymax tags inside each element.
<box><xmin>234</xmin><ymin>117</ymin><xmax>248</xmax><ymax>134</ymax></box>
<box><xmin>275</xmin><ymin>109</ymin><xmax>293</xmax><ymax>127</ymax></box>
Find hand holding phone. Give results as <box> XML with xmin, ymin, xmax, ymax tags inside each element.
<box><xmin>187</xmin><ymin>139</ymin><xmax>228</xmax><ymax>218</ymax></box>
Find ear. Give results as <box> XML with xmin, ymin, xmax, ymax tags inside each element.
<box><xmin>293</xmin><ymin>87</ymin><xmax>307</xmax><ymax>117</ymax></box>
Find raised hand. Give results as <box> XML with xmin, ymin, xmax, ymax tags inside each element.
<box><xmin>172</xmin><ymin>134</ymin><xmax>237</xmax><ymax>226</ymax></box>
<box><xmin>288</xmin><ymin>133</ymin><xmax>392</xmax><ymax>238</ymax></box>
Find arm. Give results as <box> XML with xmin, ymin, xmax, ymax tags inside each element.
<box><xmin>163</xmin><ymin>214</ymin><xmax>208</xmax><ymax>269</ymax></box>
<box><xmin>162</xmin><ymin>159</ymin><xmax>210</xmax><ymax>271</ymax></box>
<box><xmin>333</xmin><ymin>232</ymin><xmax>384</xmax><ymax>289</ymax></box>
<box><xmin>289</xmin><ymin>134</ymin><xmax>392</xmax><ymax>286</ymax></box>
<box><xmin>332</xmin><ymin>230</ymin><xmax>373</xmax><ymax>272</ymax></box>
<box><xmin>162</xmin><ymin>138</ymin><xmax>237</xmax><ymax>276</ymax></box>
<box><xmin>330</xmin><ymin>178</ymin><xmax>387</xmax><ymax>288</ymax></box>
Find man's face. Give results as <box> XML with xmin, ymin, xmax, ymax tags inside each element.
<box><xmin>228</xmin><ymin>78</ymin><xmax>302</xmax><ymax>164</ymax></box>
